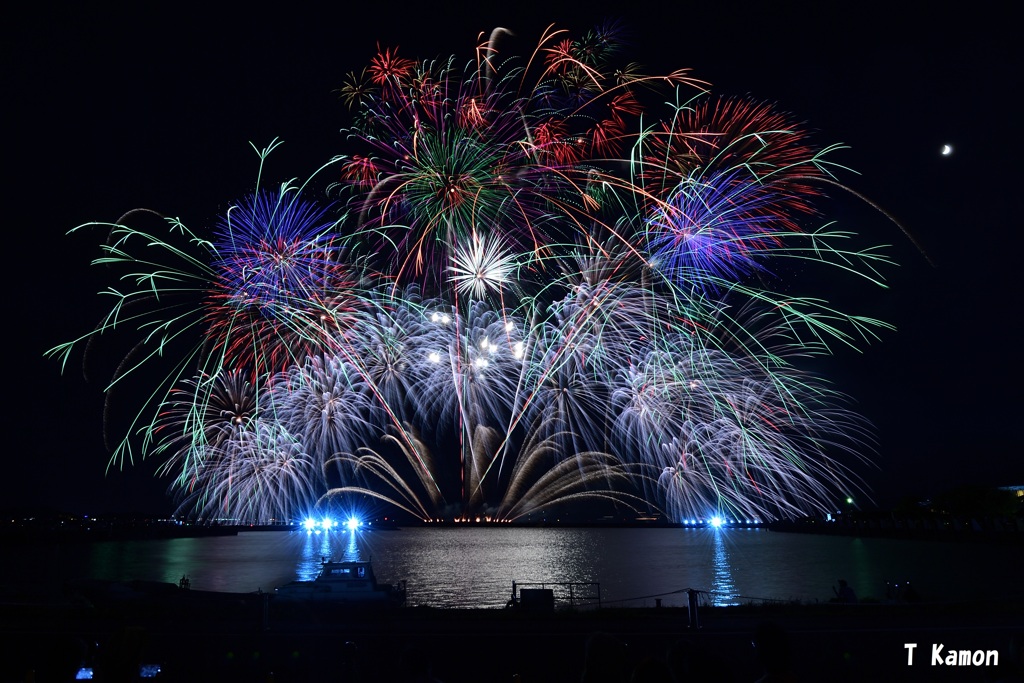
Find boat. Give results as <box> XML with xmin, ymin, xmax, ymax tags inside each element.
<box><xmin>274</xmin><ymin>558</ymin><xmax>406</xmax><ymax>606</ymax></box>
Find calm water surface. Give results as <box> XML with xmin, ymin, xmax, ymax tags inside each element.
<box><xmin>7</xmin><ymin>528</ymin><xmax>1021</xmax><ymax>608</ymax></box>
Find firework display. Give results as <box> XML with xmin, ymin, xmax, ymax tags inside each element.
<box><xmin>49</xmin><ymin>24</ymin><xmax>895</xmax><ymax>524</ymax></box>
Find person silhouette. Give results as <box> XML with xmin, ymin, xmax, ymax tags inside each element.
<box><xmin>833</xmin><ymin>579</ymin><xmax>856</xmax><ymax>603</ymax></box>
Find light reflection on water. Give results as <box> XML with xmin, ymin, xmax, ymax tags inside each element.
<box><xmin>6</xmin><ymin>527</ymin><xmax>1021</xmax><ymax>608</ymax></box>
<box><xmin>710</xmin><ymin>530</ymin><xmax>738</xmax><ymax>606</ymax></box>
<box><xmin>296</xmin><ymin>529</ymin><xmax>365</xmax><ymax>581</ymax></box>
<box><xmin>297</xmin><ymin>531</ymin><xmax>332</xmax><ymax>581</ymax></box>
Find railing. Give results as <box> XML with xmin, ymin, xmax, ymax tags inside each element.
<box><xmin>509</xmin><ymin>580</ymin><xmax>601</xmax><ymax>610</ymax></box>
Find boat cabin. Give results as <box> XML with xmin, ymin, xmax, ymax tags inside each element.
<box><xmin>322</xmin><ymin>561</ymin><xmax>372</xmax><ymax>580</ymax></box>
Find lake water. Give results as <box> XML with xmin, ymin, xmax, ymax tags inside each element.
<box><xmin>6</xmin><ymin>527</ymin><xmax>1021</xmax><ymax>608</ymax></box>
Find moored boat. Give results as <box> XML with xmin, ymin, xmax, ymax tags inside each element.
<box><xmin>274</xmin><ymin>558</ymin><xmax>405</xmax><ymax>606</ymax></box>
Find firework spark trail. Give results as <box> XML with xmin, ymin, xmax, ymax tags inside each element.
<box><xmin>51</xmin><ymin>22</ymin><xmax>900</xmax><ymax>523</ymax></box>
<box><xmin>173</xmin><ymin>420</ymin><xmax>322</xmax><ymax>523</ymax></box>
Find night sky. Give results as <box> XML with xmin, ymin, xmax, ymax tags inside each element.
<box><xmin>7</xmin><ymin>2</ymin><xmax>1020</xmax><ymax>515</ymax></box>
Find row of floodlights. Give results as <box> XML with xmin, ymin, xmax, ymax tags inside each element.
<box><xmin>683</xmin><ymin>516</ymin><xmax>762</xmax><ymax>527</ymax></box>
<box><xmin>303</xmin><ymin>516</ymin><xmax>362</xmax><ymax>532</ymax></box>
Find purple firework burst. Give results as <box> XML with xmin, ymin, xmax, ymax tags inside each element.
<box><xmin>204</xmin><ymin>187</ymin><xmax>358</xmax><ymax>373</ymax></box>
<box><xmin>645</xmin><ymin>171</ymin><xmax>783</xmax><ymax>291</ymax></box>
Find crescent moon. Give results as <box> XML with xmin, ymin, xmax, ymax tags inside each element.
<box><xmin>941</xmin><ymin>144</ymin><xmax>953</xmax><ymax>156</ymax></box>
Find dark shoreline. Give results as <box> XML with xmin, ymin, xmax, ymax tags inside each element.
<box><xmin>2</xmin><ymin>587</ymin><xmax>1021</xmax><ymax>682</ymax></box>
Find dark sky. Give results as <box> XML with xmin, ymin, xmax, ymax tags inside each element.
<box><xmin>7</xmin><ymin>2</ymin><xmax>1020</xmax><ymax>515</ymax></box>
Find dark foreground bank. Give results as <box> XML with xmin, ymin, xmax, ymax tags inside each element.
<box><xmin>1</xmin><ymin>584</ymin><xmax>1021</xmax><ymax>683</ymax></box>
